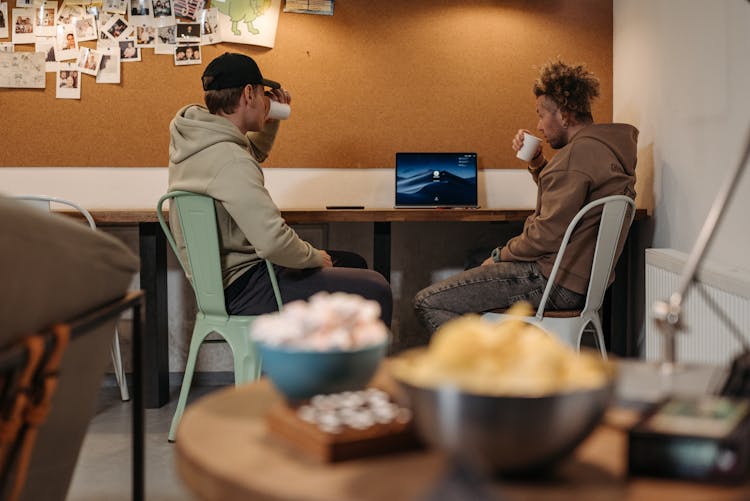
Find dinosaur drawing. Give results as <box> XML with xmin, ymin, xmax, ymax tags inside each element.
<box><xmin>216</xmin><ymin>0</ymin><xmax>272</xmax><ymax>36</ymax></box>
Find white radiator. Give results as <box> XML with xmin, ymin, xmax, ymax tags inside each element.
<box><xmin>645</xmin><ymin>249</ymin><xmax>750</xmax><ymax>365</ymax></box>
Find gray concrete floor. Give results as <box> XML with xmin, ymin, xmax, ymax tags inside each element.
<box><xmin>66</xmin><ymin>383</ymin><xmax>218</xmax><ymax>501</ymax></box>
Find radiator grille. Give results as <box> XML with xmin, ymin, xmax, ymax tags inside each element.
<box><xmin>645</xmin><ymin>249</ymin><xmax>750</xmax><ymax>365</ymax></box>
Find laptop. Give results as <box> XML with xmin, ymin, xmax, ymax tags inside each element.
<box><xmin>395</xmin><ymin>152</ymin><xmax>479</xmax><ymax>208</ymax></box>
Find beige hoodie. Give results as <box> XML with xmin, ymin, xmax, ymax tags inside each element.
<box><xmin>499</xmin><ymin>123</ymin><xmax>638</xmax><ymax>295</ymax></box>
<box><xmin>168</xmin><ymin>104</ymin><xmax>323</xmax><ymax>288</ymax></box>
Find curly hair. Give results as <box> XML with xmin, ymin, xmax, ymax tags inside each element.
<box><xmin>533</xmin><ymin>59</ymin><xmax>600</xmax><ymax>122</ymax></box>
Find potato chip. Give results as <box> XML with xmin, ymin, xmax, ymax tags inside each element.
<box><xmin>392</xmin><ymin>302</ymin><xmax>611</xmax><ymax>396</ymax></box>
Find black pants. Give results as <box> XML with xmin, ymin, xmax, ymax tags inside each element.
<box><xmin>224</xmin><ymin>251</ymin><xmax>393</xmax><ymax>327</ymax></box>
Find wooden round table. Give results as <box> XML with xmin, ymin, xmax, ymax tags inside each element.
<box><xmin>175</xmin><ymin>376</ymin><xmax>750</xmax><ymax>501</ymax></box>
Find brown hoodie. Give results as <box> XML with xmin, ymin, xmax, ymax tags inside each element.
<box><xmin>499</xmin><ymin>123</ymin><xmax>638</xmax><ymax>295</ymax></box>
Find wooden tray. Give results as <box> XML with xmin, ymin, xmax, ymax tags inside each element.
<box><xmin>266</xmin><ymin>398</ymin><xmax>422</xmax><ymax>463</ymax></box>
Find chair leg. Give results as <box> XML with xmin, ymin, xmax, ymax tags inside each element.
<box><xmin>589</xmin><ymin>316</ymin><xmax>608</xmax><ymax>360</ymax></box>
<box><xmin>168</xmin><ymin>328</ymin><xmax>208</xmax><ymax>442</ymax></box>
<box><xmin>110</xmin><ymin>327</ymin><xmax>130</xmax><ymax>401</ymax></box>
<box><xmin>231</xmin><ymin>339</ymin><xmax>261</xmax><ymax>386</ymax></box>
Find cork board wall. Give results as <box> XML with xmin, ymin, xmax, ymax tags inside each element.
<box><xmin>0</xmin><ymin>0</ymin><xmax>612</xmax><ymax>168</ymax></box>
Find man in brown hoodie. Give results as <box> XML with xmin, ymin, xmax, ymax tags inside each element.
<box><xmin>414</xmin><ymin>59</ymin><xmax>637</xmax><ymax>334</ymax></box>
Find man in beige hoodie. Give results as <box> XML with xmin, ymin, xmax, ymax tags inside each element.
<box><xmin>168</xmin><ymin>53</ymin><xmax>392</xmax><ymax>325</ymax></box>
<box><xmin>414</xmin><ymin>59</ymin><xmax>637</xmax><ymax>334</ymax></box>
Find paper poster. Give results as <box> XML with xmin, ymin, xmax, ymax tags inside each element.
<box><xmin>284</xmin><ymin>0</ymin><xmax>333</xmax><ymax>15</ymax></box>
<box><xmin>172</xmin><ymin>0</ymin><xmax>204</xmax><ymax>22</ymax></box>
<box><xmin>214</xmin><ymin>0</ymin><xmax>280</xmax><ymax>48</ymax></box>
<box><xmin>0</xmin><ymin>51</ymin><xmax>45</xmax><ymax>88</ymax></box>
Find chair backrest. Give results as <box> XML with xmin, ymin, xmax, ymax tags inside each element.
<box><xmin>157</xmin><ymin>191</ymin><xmax>282</xmax><ymax>318</ymax></box>
<box><xmin>12</xmin><ymin>195</ymin><xmax>96</xmax><ymax>230</ymax></box>
<box><xmin>536</xmin><ymin>195</ymin><xmax>636</xmax><ymax>320</ymax></box>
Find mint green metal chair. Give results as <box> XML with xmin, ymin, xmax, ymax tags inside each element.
<box><xmin>157</xmin><ymin>191</ymin><xmax>283</xmax><ymax>442</ymax></box>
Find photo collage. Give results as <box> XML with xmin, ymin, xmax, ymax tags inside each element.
<box><xmin>0</xmin><ymin>0</ymin><xmax>221</xmax><ymax>98</ymax></box>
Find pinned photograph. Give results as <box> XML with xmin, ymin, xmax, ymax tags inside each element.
<box><xmin>98</xmin><ymin>11</ymin><xmax>113</xmax><ymax>39</ymax></box>
<box><xmin>54</xmin><ymin>24</ymin><xmax>79</xmax><ymax>62</ymax></box>
<box><xmin>154</xmin><ymin>24</ymin><xmax>175</xmax><ymax>54</ymax></box>
<box><xmin>97</xmin><ymin>35</ymin><xmax>118</xmax><ymax>51</ymax></box>
<box><xmin>173</xmin><ymin>0</ymin><xmax>203</xmax><ymax>21</ymax></box>
<box><xmin>34</xmin><ymin>1</ymin><xmax>56</xmax><ymax>37</ymax></box>
<box><xmin>103</xmin><ymin>0</ymin><xmax>128</xmax><ymax>15</ymax></box>
<box><xmin>34</xmin><ymin>36</ymin><xmax>58</xmax><ymax>72</ymax></box>
<box><xmin>77</xmin><ymin>46</ymin><xmax>102</xmax><ymax>76</ymax></box>
<box><xmin>96</xmin><ymin>46</ymin><xmax>120</xmax><ymax>83</ymax></box>
<box><xmin>199</xmin><ymin>8</ymin><xmax>219</xmax><ymax>45</ymax></box>
<box><xmin>15</xmin><ymin>0</ymin><xmax>32</xmax><ymax>7</ymax></box>
<box><xmin>130</xmin><ymin>0</ymin><xmax>152</xmax><ymax>26</ymax></box>
<box><xmin>56</xmin><ymin>63</ymin><xmax>81</xmax><ymax>99</ymax></box>
<box><xmin>0</xmin><ymin>2</ymin><xmax>8</xmax><ymax>39</ymax></box>
<box><xmin>152</xmin><ymin>0</ymin><xmax>174</xmax><ymax>28</ymax></box>
<box><xmin>119</xmin><ymin>39</ymin><xmax>140</xmax><ymax>62</ymax></box>
<box><xmin>57</xmin><ymin>4</ymin><xmax>85</xmax><ymax>25</ymax></box>
<box><xmin>175</xmin><ymin>22</ymin><xmax>200</xmax><ymax>43</ymax></box>
<box><xmin>174</xmin><ymin>44</ymin><xmax>200</xmax><ymax>66</ymax></box>
<box><xmin>135</xmin><ymin>24</ymin><xmax>156</xmax><ymax>48</ymax></box>
<box><xmin>0</xmin><ymin>42</ymin><xmax>12</xmax><ymax>53</ymax></box>
<box><xmin>103</xmin><ymin>14</ymin><xmax>131</xmax><ymax>40</ymax></box>
<box><xmin>11</xmin><ymin>8</ymin><xmax>35</xmax><ymax>45</ymax></box>
<box><xmin>130</xmin><ymin>0</ymin><xmax>150</xmax><ymax>16</ymax></box>
<box><xmin>75</xmin><ymin>14</ymin><xmax>98</xmax><ymax>42</ymax></box>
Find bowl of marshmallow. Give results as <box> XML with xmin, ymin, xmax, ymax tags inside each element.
<box><xmin>250</xmin><ymin>292</ymin><xmax>389</xmax><ymax>402</ymax></box>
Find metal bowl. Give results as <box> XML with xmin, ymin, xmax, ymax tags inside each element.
<box><xmin>392</xmin><ymin>357</ymin><xmax>615</xmax><ymax>475</ymax></box>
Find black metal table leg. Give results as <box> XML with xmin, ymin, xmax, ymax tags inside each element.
<box><xmin>138</xmin><ymin>222</ymin><xmax>169</xmax><ymax>408</ymax></box>
<box><xmin>373</xmin><ymin>221</ymin><xmax>392</xmax><ymax>282</ymax></box>
<box><xmin>132</xmin><ymin>298</ymin><xmax>144</xmax><ymax>501</ymax></box>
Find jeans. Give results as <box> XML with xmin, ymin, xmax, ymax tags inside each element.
<box><xmin>225</xmin><ymin>250</ymin><xmax>393</xmax><ymax>327</ymax></box>
<box><xmin>413</xmin><ymin>261</ymin><xmax>585</xmax><ymax>334</ymax></box>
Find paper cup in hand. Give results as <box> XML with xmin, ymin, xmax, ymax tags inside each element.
<box><xmin>516</xmin><ymin>133</ymin><xmax>542</xmax><ymax>162</ymax></box>
<box><xmin>267</xmin><ymin>100</ymin><xmax>291</xmax><ymax>120</ymax></box>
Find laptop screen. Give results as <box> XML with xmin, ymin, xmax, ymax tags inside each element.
<box><xmin>395</xmin><ymin>152</ymin><xmax>478</xmax><ymax>208</ymax></box>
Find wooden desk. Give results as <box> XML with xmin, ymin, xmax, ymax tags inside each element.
<box><xmin>65</xmin><ymin>208</ymin><xmax>648</xmax><ymax>408</ymax></box>
<box><xmin>174</xmin><ymin>376</ymin><xmax>749</xmax><ymax>501</ymax></box>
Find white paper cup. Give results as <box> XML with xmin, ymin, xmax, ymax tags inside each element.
<box><xmin>516</xmin><ymin>133</ymin><xmax>542</xmax><ymax>162</ymax></box>
<box><xmin>267</xmin><ymin>100</ymin><xmax>291</xmax><ymax>120</ymax></box>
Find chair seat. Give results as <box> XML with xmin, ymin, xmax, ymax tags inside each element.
<box><xmin>486</xmin><ymin>308</ymin><xmax>582</xmax><ymax>318</ymax></box>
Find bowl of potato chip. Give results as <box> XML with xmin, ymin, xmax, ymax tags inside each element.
<box><xmin>390</xmin><ymin>303</ymin><xmax>615</xmax><ymax>475</ymax></box>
